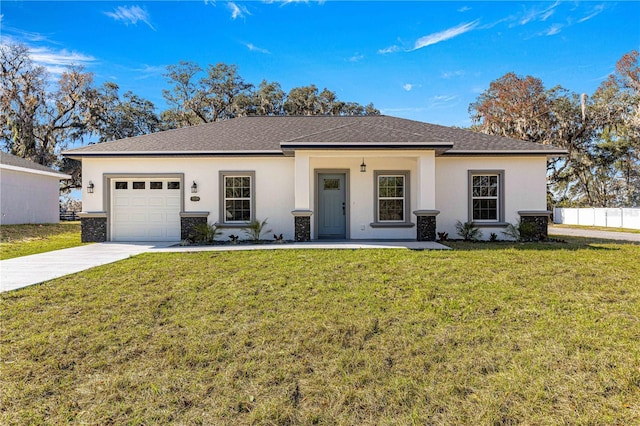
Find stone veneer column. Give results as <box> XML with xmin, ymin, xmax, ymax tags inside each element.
<box><xmin>413</xmin><ymin>210</ymin><xmax>440</xmax><ymax>241</ymax></box>
<box><xmin>291</xmin><ymin>210</ymin><xmax>313</xmax><ymax>242</ymax></box>
<box><xmin>518</xmin><ymin>210</ymin><xmax>552</xmax><ymax>241</ymax></box>
<box><xmin>78</xmin><ymin>212</ymin><xmax>107</xmax><ymax>242</ymax></box>
<box><xmin>180</xmin><ymin>212</ymin><xmax>210</xmax><ymax>241</ymax></box>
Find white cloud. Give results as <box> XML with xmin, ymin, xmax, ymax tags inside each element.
<box><xmin>519</xmin><ymin>1</ymin><xmax>560</xmax><ymax>25</ymax></box>
<box><xmin>228</xmin><ymin>2</ymin><xmax>250</xmax><ymax>19</ymax></box>
<box><xmin>348</xmin><ymin>53</ymin><xmax>364</xmax><ymax>62</ymax></box>
<box><xmin>27</xmin><ymin>46</ymin><xmax>95</xmax><ymax>75</ymax></box>
<box><xmin>245</xmin><ymin>43</ymin><xmax>270</xmax><ymax>54</ymax></box>
<box><xmin>578</xmin><ymin>4</ymin><xmax>606</xmax><ymax>23</ymax></box>
<box><xmin>104</xmin><ymin>5</ymin><xmax>155</xmax><ymax>31</ymax></box>
<box><xmin>442</xmin><ymin>70</ymin><xmax>465</xmax><ymax>79</ymax></box>
<box><xmin>458</xmin><ymin>6</ymin><xmax>471</xmax><ymax>13</ymax></box>
<box><xmin>403</xmin><ymin>84</ymin><xmax>413</xmax><ymax>92</ymax></box>
<box><xmin>4</xmin><ymin>28</ymin><xmax>50</xmax><ymax>43</ymax></box>
<box><xmin>132</xmin><ymin>64</ymin><xmax>166</xmax><ymax>79</ymax></box>
<box><xmin>430</xmin><ymin>95</ymin><xmax>458</xmax><ymax>108</ymax></box>
<box><xmin>378</xmin><ymin>45</ymin><xmax>401</xmax><ymax>55</ymax></box>
<box><xmin>432</xmin><ymin>95</ymin><xmax>457</xmax><ymax>102</ymax></box>
<box><xmin>412</xmin><ymin>20</ymin><xmax>479</xmax><ymax>50</ymax></box>
<box><xmin>543</xmin><ymin>24</ymin><xmax>563</xmax><ymax>36</ymax></box>
<box><xmin>265</xmin><ymin>0</ymin><xmax>326</xmax><ymax>5</ymax></box>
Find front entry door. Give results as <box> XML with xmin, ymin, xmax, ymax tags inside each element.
<box><xmin>317</xmin><ymin>173</ymin><xmax>346</xmax><ymax>239</ymax></box>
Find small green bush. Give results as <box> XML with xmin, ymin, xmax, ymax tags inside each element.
<box><xmin>192</xmin><ymin>222</ymin><xmax>221</xmax><ymax>244</ymax></box>
<box><xmin>455</xmin><ymin>220</ymin><xmax>483</xmax><ymax>241</ymax></box>
<box><xmin>502</xmin><ymin>220</ymin><xmax>539</xmax><ymax>242</ymax></box>
<box><xmin>243</xmin><ymin>218</ymin><xmax>272</xmax><ymax>242</ymax></box>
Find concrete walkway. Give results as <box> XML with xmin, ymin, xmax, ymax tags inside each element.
<box><xmin>1</xmin><ymin>240</ymin><xmax>449</xmax><ymax>293</ymax></box>
<box><xmin>152</xmin><ymin>240</ymin><xmax>450</xmax><ymax>253</ymax></box>
<box><xmin>549</xmin><ymin>225</ymin><xmax>640</xmax><ymax>242</ymax></box>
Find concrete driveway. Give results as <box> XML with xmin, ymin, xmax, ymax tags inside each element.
<box><xmin>0</xmin><ymin>242</ymin><xmax>175</xmax><ymax>293</ymax></box>
<box><xmin>549</xmin><ymin>225</ymin><xmax>640</xmax><ymax>242</ymax></box>
<box><xmin>1</xmin><ymin>240</ymin><xmax>449</xmax><ymax>293</ymax></box>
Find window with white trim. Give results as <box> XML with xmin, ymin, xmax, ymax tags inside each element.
<box><xmin>469</xmin><ymin>171</ymin><xmax>503</xmax><ymax>222</ymax></box>
<box><xmin>221</xmin><ymin>172</ymin><xmax>255</xmax><ymax>224</ymax></box>
<box><xmin>375</xmin><ymin>171</ymin><xmax>409</xmax><ymax>223</ymax></box>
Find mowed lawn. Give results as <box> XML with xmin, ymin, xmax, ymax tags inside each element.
<box><xmin>0</xmin><ymin>222</ymin><xmax>85</xmax><ymax>260</ymax></box>
<box><xmin>1</xmin><ymin>240</ymin><xmax>639</xmax><ymax>425</ymax></box>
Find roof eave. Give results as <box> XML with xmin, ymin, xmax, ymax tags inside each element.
<box><xmin>441</xmin><ymin>149</ymin><xmax>568</xmax><ymax>157</ymax></box>
<box><xmin>0</xmin><ymin>164</ymin><xmax>71</xmax><ymax>179</ymax></box>
<box><xmin>280</xmin><ymin>142</ymin><xmax>454</xmax><ymax>150</ymax></box>
<box><xmin>61</xmin><ymin>150</ymin><xmax>286</xmax><ymax>159</ymax></box>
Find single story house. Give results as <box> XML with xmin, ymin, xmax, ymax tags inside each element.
<box><xmin>62</xmin><ymin>115</ymin><xmax>566</xmax><ymax>242</ymax></box>
<box><xmin>0</xmin><ymin>151</ymin><xmax>71</xmax><ymax>225</ymax></box>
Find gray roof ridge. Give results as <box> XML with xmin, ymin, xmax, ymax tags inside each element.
<box><xmin>283</xmin><ymin>120</ymin><xmax>361</xmax><ymax>142</ymax></box>
<box><xmin>363</xmin><ymin>120</ymin><xmax>435</xmax><ymax>139</ymax></box>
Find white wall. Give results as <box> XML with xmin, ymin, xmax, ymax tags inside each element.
<box><xmin>435</xmin><ymin>156</ymin><xmax>548</xmax><ymax>239</ymax></box>
<box><xmin>0</xmin><ymin>168</ymin><xmax>62</xmax><ymax>225</ymax></box>
<box><xmin>554</xmin><ymin>208</ymin><xmax>640</xmax><ymax>230</ymax></box>
<box><xmin>81</xmin><ymin>153</ymin><xmax>549</xmax><ymax>241</ymax></box>
<box><xmin>309</xmin><ymin>154</ymin><xmax>422</xmax><ymax>240</ymax></box>
<box><xmin>82</xmin><ymin>156</ymin><xmax>296</xmax><ymax>240</ymax></box>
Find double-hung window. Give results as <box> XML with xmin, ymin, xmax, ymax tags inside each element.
<box><xmin>375</xmin><ymin>171</ymin><xmax>410</xmax><ymax>223</ymax></box>
<box><xmin>221</xmin><ymin>171</ymin><xmax>255</xmax><ymax>224</ymax></box>
<box><xmin>469</xmin><ymin>171</ymin><xmax>504</xmax><ymax>223</ymax></box>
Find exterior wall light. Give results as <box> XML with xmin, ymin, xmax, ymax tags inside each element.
<box><xmin>87</xmin><ymin>181</ymin><xmax>94</xmax><ymax>193</ymax></box>
<box><xmin>360</xmin><ymin>158</ymin><xmax>367</xmax><ymax>173</ymax></box>
<box><xmin>191</xmin><ymin>181</ymin><xmax>198</xmax><ymax>193</ymax></box>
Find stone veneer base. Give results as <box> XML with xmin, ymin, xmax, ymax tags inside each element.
<box><xmin>81</xmin><ymin>217</ymin><xmax>107</xmax><ymax>242</ymax></box>
<box><xmin>416</xmin><ymin>215</ymin><xmax>437</xmax><ymax>241</ymax></box>
<box><xmin>181</xmin><ymin>216</ymin><xmax>208</xmax><ymax>240</ymax></box>
<box><xmin>519</xmin><ymin>214</ymin><xmax>549</xmax><ymax>241</ymax></box>
<box><xmin>294</xmin><ymin>216</ymin><xmax>311</xmax><ymax>242</ymax></box>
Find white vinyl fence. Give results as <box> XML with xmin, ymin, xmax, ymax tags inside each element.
<box><xmin>553</xmin><ymin>208</ymin><xmax>640</xmax><ymax>230</ymax></box>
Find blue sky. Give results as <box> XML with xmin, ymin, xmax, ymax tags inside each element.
<box><xmin>1</xmin><ymin>1</ymin><xmax>639</xmax><ymax>128</ymax></box>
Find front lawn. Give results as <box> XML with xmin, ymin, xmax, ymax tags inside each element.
<box><xmin>2</xmin><ymin>239</ymin><xmax>639</xmax><ymax>424</ymax></box>
<box><xmin>0</xmin><ymin>222</ymin><xmax>85</xmax><ymax>260</ymax></box>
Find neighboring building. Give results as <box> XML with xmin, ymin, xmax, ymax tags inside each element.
<box><xmin>0</xmin><ymin>152</ymin><xmax>71</xmax><ymax>225</ymax></box>
<box><xmin>62</xmin><ymin>115</ymin><xmax>566</xmax><ymax>242</ymax></box>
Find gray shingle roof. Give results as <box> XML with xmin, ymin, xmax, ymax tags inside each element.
<box><xmin>62</xmin><ymin>115</ymin><xmax>567</xmax><ymax>156</ymax></box>
<box><xmin>0</xmin><ymin>151</ymin><xmax>69</xmax><ymax>176</ymax></box>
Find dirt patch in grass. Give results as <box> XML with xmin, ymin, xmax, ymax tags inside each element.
<box><xmin>1</xmin><ymin>243</ymin><xmax>639</xmax><ymax>424</ymax></box>
<box><xmin>0</xmin><ymin>222</ymin><xmax>85</xmax><ymax>260</ymax></box>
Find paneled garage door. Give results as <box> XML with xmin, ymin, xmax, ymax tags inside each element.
<box><xmin>111</xmin><ymin>178</ymin><xmax>181</xmax><ymax>241</ymax></box>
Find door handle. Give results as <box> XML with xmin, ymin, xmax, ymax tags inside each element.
<box><xmin>342</xmin><ymin>202</ymin><xmax>345</xmax><ymax>215</ymax></box>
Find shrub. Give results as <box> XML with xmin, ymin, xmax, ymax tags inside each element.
<box><xmin>243</xmin><ymin>218</ymin><xmax>272</xmax><ymax>242</ymax></box>
<box><xmin>455</xmin><ymin>220</ymin><xmax>483</xmax><ymax>241</ymax></box>
<box><xmin>192</xmin><ymin>222</ymin><xmax>221</xmax><ymax>244</ymax></box>
<box><xmin>437</xmin><ymin>232</ymin><xmax>449</xmax><ymax>242</ymax></box>
<box><xmin>489</xmin><ymin>232</ymin><xmax>498</xmax><ymax>242</ymax></box>
<box><xmin>502</xmin><ymin>220</ymin><xmax>539</xmax><ymax>242</ymax></box>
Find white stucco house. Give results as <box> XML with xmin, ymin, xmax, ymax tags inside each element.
<box><xmin>0</xmin><ymin>151</ymin><xmax>71</xmax><ymax>225</ymax></box>
<box><xmin>62</xmin><ymin>115</ymin><xmax>566</xmax><ymax>242</ymax></box>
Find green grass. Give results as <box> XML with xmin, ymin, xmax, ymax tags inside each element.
<box><xmin>0</xmin><ymin>222</ymin><xmax>85</xmax><ymax>260</ymax></box>
<box><xmin>2</xmin><ymin>238</ymin><xmax>639</xmax><ymax>424</ymax></box>
<box><xmin>551</xmin><ymin>223</ymin><xmax>640</xmax><ymax>234</ymax></box>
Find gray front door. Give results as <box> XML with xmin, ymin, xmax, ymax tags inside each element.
<box><xmin>318</xmin><ymin>173</ymin><xmax>346</xmax><ymax>239</ymax></box>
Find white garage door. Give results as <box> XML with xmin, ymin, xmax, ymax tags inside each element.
<box><xmin>111</xmin><ymin>178</ymin><xmax>181</xmax><ymax>241</ymax></box>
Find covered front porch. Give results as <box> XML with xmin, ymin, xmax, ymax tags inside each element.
<box><xmin>289</xmin><ymin>149</ymin><xmax>441</xmax><ymax>242</ymax></box>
